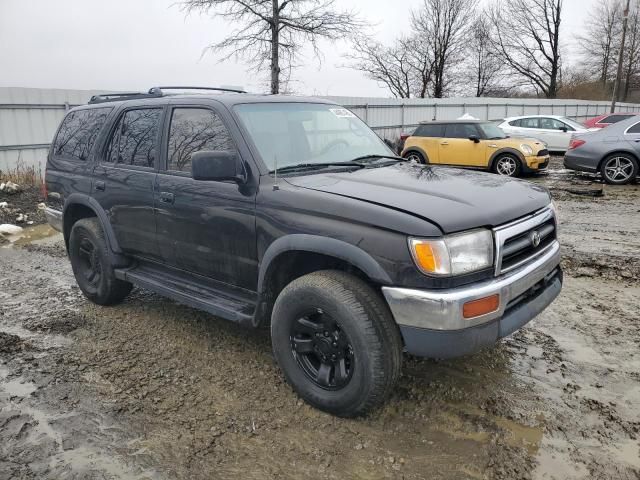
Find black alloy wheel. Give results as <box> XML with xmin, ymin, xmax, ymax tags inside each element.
<box><xmin>290</xmin><ymin>308</ymin><xmax>354</xmax><ymax>390</ymax></box>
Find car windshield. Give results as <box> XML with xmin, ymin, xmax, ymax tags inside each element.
<box><xmin>479</xmin><ymin>122</ymin><xmax>507</xmax><ymax>139</ymax></box>
<box><xmin>234</xmin><ymin>103</ymin><xmax>393</xmax><ymax>171</ymax></box>
<box><xmin>560</xmin><ymin>117</ymin><xmax>585</xmax><ymax>129</ymax></box>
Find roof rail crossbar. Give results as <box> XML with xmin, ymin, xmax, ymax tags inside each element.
<box><xmin>149</xmin><ymin>86</ymin><xmax>247</xmax><ymax>95</ymax></box>
<box><xmin>88</xmin><ymin>91</ymin><xmax>162</xmax><ymax>104</ymax></box>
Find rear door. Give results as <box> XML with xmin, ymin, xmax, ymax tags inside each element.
<box><xmin>438</xmin><ymin>123</ymin><xmax>486</xmax><ymax>167</ymax></box>
<box><xmin>409</xmin><ymin>124</ymin><xmax>443</xmax><ymax>163</ymax></box>
<box><xmin>92</xmin><ymin>106</ymin><xmax>164</xmax><ymax>260</ymax></box>
<box><xmin>154</xmin><ymin>103</ymin><xmax>258</xmax><ymax>291</ymax></box>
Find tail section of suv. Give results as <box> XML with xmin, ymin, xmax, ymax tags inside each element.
<box><xmin>45</xmin><ymin>88</ymin><xmax>562</xmax><ymax>416</ymax></box>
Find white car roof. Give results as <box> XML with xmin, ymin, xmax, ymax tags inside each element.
<box><xmin>502</xmin><ymin>114</ymin><xmax>567</xmax><ymax>121</ymax></box>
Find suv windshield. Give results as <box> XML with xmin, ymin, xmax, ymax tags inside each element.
<box><xmin>478</xmin><ymin>122</ymin><xmax>507</xmax><ymax>140</ymax></box>
<box><xmin>234</xmin><ymin>103</ymin><xmax>392</xmax><ymax>170</ymax></box>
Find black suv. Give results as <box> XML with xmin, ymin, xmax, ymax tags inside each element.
<box><xmin>45</xmin><ymin>87</ymin><xmax>563</xmax><ymax>416</ymax></box>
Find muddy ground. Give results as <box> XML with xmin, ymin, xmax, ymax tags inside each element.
<box><xmin>0</xmin><ymin>184</ymin><xmax>46</xmax><ymax>227</ymax></box>
<box><xmin>1</xmin><ymin>158</ymin><xmax>639</xmax><ymax>479</ymax></box>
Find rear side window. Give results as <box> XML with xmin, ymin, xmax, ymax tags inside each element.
<box><xmin>105</xmin><ymin>108</ymin><xmax>162</xmax><ymax>168</ymax></box>
<box><xmin>53</xmin><ymin>107</ymin><xmax>112</xmax><ymax>161</ymax></box>
<box><xmin>602</xmin><ymin>114</ymin><xmax>635</xmax><ymax>124</ymax></box>
<box><xmin>519</xmin><ymin>118</ymin><xmax>540</xmax><ymax>128</ymax></box>
<box><xmin>443</xmin><ymin>123</ymin><xmax>480</xmax><ymax>139</ymax></box>
<box><xmin>414</xmin><ymin>124</ymin><xmax>444</xmax><ymax>137</ymax></box>
<box><xmin>167</xmin><ymin>108</ymin><xmax>235</xmax><ymax>172</ymax></box>
<box><xmin>626</xmin><ymin>122</ymin><xmax>640</xmax><ymax>134</ymax></box>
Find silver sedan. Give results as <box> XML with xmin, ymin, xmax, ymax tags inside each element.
<box><xmin>564</xmin><ymin>116</ymin><xmax>640</xmax><ymax>185</ymax></box>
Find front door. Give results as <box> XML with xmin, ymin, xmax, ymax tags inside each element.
<box><xmin>155</xmin><ymin>105</ymin><xmax>258</xmax><ymax>291</ymax></box>
<box><xmin>537</xmin><ymin>117</ymin><xmax>573</xmax><ymax>150</ymax></box>
<box><xmin>92</xmin><ymin>106</ymin><xmax>164</xmax><ymax>260</ymax></box>
<box><xmin>438</xmin><ymin>123</ymin><xmax>487</xmax><ymax>167</ymax></box>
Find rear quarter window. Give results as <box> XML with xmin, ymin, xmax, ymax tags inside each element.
<box><xmin>53</xmin><ymin>107</ymin><xmax>112</xmax><ymax>161</ymax></box>
<box><xmin>414</xmin><ymin>124</ymin><xmax>444</xmax><ymax>137</ymax></box>
<box><xmin>602</xmin><ymin>114</ymin><xmax>635</xmax><ymax>124</ymax></box>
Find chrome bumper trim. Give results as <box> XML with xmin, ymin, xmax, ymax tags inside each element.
<box><xmin>382</xmin><ymin>240</ymin><xmax>561</xmax><ymax>331</ymax></box>
<box><xmin>44</xmin><ymin>207</ymin><xmax>63</xmax><ymax>232</ymax></box>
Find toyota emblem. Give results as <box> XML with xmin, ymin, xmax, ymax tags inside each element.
<box><xmin>530</xmin><ymin>230</ymin><xmax>541</xmax><ymax>247</ymax></box>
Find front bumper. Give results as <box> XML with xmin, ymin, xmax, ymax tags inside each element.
<box><xmin>44</xmin><ymin>207</ymin><xmax>63</xmax><ymax>232</ymax></box>
<box><xmin>524</xmin><ymin>155</ymin><xmax>550</xmax><ymax>172</ymax></box>
<box><xmin>382</xmin><ymin>240</ymin><xmax>562</xmax><ymax>358</ymax></box>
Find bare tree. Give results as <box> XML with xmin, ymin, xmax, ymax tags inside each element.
<box><xmin>578</xmin><ymin>0</ymin><xmax>622</xmax><ymax>87</ymax></box>
<box><xmin>488</xmin><ymin>0</ymin><xmax>563</xmax><ymax>98</ymax></box>
<box><xmin>181</xmin><ymin>0</ymin><xmax>362</xmax><ymax>94</ymax></box>
<box><xmin>411</xmin><ymin>0</ymin><xmax>478</xmax><ymax>98</ymax></box>
<box><xmin>466</xmin><ymin>16</ymin><xmax>502</xmax><ymax>96</ymax></box>
<box><xmin>347</xmin><ymin>38</ymin><xmax>414</xmax><ymax>98</ymax></box>
<box><xmin>622</xmin><ymin>0</ymin><xmax>640</xmax><ymax>100</ymax></box>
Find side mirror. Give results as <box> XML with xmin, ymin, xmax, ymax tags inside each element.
<box><xmin>469</xmin><ymin>135</ymin><xmax>480</xmax><ymax>143</ymax></box>
<box><xmin>191</xmin><ymin>151</ymin><xmax>244</xmax><ymax>183</ymax></box>
<box><xmin>560</xmin><ymin>126</ymin><xmax>568</xmax><ymax>132</ymax></box>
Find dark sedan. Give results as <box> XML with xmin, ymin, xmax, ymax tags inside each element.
<box><xmin>565</xmin><ymin>116</ymin><xmax>640</xmax><ymax>184</ymax></box>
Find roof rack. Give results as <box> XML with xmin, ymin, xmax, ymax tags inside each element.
<box><xmin>88</xmin><ymin>86</ymin><xmax>246</xmax><ymax>104</ymax></box>
<box><xmin>149</xmin><ymin>86</ymin><xmax>247</xmax><ymax>94</ymax></box>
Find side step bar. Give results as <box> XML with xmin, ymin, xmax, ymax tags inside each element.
<box><xmin>115</xmin><ymin>262</ymin><xmax>256</xmax><ymax>326</ymax></box>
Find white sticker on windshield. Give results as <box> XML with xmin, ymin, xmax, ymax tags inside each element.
<box><xmin>329</xmin><ymin>108</ymin><xmax>356</xmax><ymax>118</ymax></box>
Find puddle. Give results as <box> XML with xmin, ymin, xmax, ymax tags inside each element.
<box><xmin>4</xmin><ymin>223</ymin><xmax>60</xmax><ymax>246</ymax></box>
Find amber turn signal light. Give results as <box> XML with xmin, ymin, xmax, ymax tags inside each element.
<box><xmin>463</xmin><ymin>294</ymin><xmax>500</xmax><ymax>319</ymax></box>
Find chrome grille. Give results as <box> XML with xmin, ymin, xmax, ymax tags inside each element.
<box><xmin>494</xmin><ymin>207</ymin><xmax>557</xmax><ymax>275</ymax></box>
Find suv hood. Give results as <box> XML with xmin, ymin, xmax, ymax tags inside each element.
<box><xmin>285</xmin><ymin>163</ymin><xmax>551</xmax><ymax>234</ymax></box>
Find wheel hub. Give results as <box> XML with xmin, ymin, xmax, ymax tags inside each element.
<box><xmin>290</xmin><ymin>309</ymin><xmax>354</xmax><ymax>390</ymax></box>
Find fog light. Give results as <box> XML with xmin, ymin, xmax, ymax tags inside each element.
<box><xmin>463</xmin><ymin>294</ymin><xmax>500</xmax><ymax>319</ymax></box>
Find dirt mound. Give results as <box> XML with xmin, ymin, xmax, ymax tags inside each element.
<box><xmin>0</xmin><ymin>185</ymin><xmax>46</xmax><ymax>226</ymax></box>
<box><xmin>562</xmin><ymin>250</ymin><xmax>640</xmax><ymax>282</ymax></box>
<box><xmin>23</xmin><ymin>310</ymin><xmax>86</xmax><ymax>334</ymax></box>
<box><xmin>0</xmin><ymin>332</ymin><xmax>24</xmax><ymax>355</ymax></box>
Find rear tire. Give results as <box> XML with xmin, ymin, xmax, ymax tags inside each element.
<box><xmin>69</xmin><ymin>218</ymin><xmax>133</xmax><ymax>305</ymax></box>
<box><xmin>403</xmin><ymin>151</ymin><xmax>427</xmax><ymax>164</ymax></box>
<box><xmin>492</xmin><ymin>153</ymin><xmax>522</xmax><ymax>177</ymax></box>
<box><xmin>271</xmin><ymin>270</ymin><xmax>403</xmax><ymax>417</ymax></box>
<box><xmin>600</xmin><ymin>153</ymin><xmax>638</xmax><ymax>185</ymax></box>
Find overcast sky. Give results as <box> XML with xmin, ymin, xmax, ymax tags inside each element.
<box><xmin>0</xmin><ymin>0</ymin><xmax>597</xmax><ymax>97</ymax></box>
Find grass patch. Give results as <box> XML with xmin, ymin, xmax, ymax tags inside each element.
<box><xmin>1</xmin><ymin>156</ymin><xmax>43</xmax><ymax>187</ymax></box>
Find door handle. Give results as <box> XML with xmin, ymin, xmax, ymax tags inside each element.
<box><xmin>159</xmin><ymin>192</ymin><xmax>175</xmax><ymax>204</ymax></box>
<box><xmin>440</xmin><ymin>141</ymin><xmax>449</xmax><ymax>145</ymax></box>
<box><xmin>95</xmin><ymin>181</ymin><xmax>105</xmax><ymax>191</ymax></box>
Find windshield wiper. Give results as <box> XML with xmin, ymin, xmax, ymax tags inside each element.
<box><xmin>271</xmin><ymin>161</ymin><xmax>366</xmax><ymax>174</ymax></box>
<box><xmin>349</xmin><ymin>154</ymin><xmax>405</xmax><ymax>163</ymax></box>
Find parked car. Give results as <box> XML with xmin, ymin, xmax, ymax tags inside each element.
<box><xmin>584</xmin><ymin>112</ymin><xmax>639</xmax><ymax>129</ymax></box>
<box><xmin>401</xmin><ymin>120</ymin><xmax>549</xmax><ymax>177</ymax></box>
<box><xmin>498</xmin><ymin>115</ymin><xmax>594</xmax><ymax>152</ymax></box>
<box><xmin>565</xmin><ymin>115</ymin><xmax>640</xmax><ymax>184</ymax></box>
<box><xmin>44</xmin><ymin>87</ymin><xmax>562</xmax><ymax>416</ymax></box>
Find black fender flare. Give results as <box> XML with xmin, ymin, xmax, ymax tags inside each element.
<box><xmin>257</xmin><ymin>234</ymin><xmax>393</xmax><ymax>294</ymax></box>
<box><xmin>488</xmin><ymin>148</ymin><xmax>525</xmax><ymax>171</ymax></box>
<box><xmin>63</xmin><ymin>193</ymin><xmax>122</xmax><ymax>254</ymax></box>
<box><xmin>402</xmin><ymin>146</ymin><xmax>430</xmax><ymax>163</ymax></box>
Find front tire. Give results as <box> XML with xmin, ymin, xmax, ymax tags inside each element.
<box><xmin>69</xmin><ymin>218</ymin><xmax>133</xmax><ymax>305</ymax></box>
<box><xmin>271</xmin><ymin>270</ymin><xmax>403</xmax><ymax>417</ymax></box>
<box><xmin>492</xmin><ymin>153</ymin><xmax>522</xmax><ymax>177</ymax></box>
<box><xmin>403</xmin><ymin>151</ymin><xmax>427</xmax><ymax>164</ymax></box>
<box><xmin>600</xmin><ymin>153</ymin><xmax>638</xmax><ymax>185</ymax></box>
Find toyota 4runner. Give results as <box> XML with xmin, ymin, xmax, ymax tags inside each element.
<box><xmin>45</xmin><ymin>87</ymin><xmax>562</xmax><ymax>416</ymax></box>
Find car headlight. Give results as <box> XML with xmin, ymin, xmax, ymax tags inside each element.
<box><xmin>409</xmin><ymin>229</ymin><xmax>494</xmax><ymax>276</ymax></box>
<box><xmin>520</xmin><ymin>144</ymin><xmax>533</xmax><ymax>155</ymax></box>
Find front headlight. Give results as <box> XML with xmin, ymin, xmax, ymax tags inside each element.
<box><xmin>520</xmin><ymin>144</ymin><xmax>533</xmax><ymax>155</ymax></box>
<box><xmin>409</xmin><ymin>229</ymin><xmax>494</xmax><ymax>276</ymax></box>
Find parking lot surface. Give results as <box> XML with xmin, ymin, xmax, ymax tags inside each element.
<box><xmin>1</xmin><ymin>157</ymin><xmax>639</xmax><ymax>479</ymax></box>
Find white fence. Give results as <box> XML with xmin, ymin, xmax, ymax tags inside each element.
<box><xmin>2</xmin><ymin>88</ymin><xmax>640</xmax><ymax>171</ymax></box>
<box><xmin>326</xmin><ymin>96</ymin><xmax>640</xmax><ymax>140</ymax></box>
